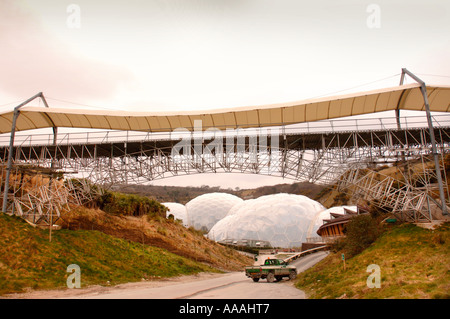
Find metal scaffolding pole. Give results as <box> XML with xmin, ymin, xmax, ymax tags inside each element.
<box><xmin>2</xmin><ymin>92</ymin><xmax>51</xmax><ymax>213</ymax></box>
<box><xmin>401</xmin><ymin>68</ymin><xmax>448</xmax><ymax>216</ymax></box>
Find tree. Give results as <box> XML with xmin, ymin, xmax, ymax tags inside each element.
<box><xmin>340</xmin><ymin>214</ymin><xmax>383</xmax><ymax>258</ymax></box>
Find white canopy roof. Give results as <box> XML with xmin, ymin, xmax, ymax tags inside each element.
<box><xmin>1</xmin><ymin>83</ymin><xmax>449</xmax><ymax>134</ymax></box>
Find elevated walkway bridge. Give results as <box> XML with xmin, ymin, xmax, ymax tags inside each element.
<box><xmin>1</xmin><ymin>114</ymin><xmax>450</xmax><ymax>185</ymax></box>
<box><xmin>1</xmin><ymin>114</ymin><xmax>450</xmax><ymax>225</ymax></box>
<box><xmin>1</xmin><ymin>71</ymin><xmax>450</xmax><ymax>225</ymax></box>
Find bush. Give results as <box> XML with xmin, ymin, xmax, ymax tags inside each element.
<box><xmin>332</xmin><ymin>214</ymin><xmax>383</xmax><ymax>258</ymax></box>
<box><xmin>366</xmin><ymin>199</ymin><xmax>391</xmax><ymax>219</ymax></box>
<box><xmin>97</xmin><ymin>191</ymin><xmax>167</xmax><ymax>219</ymax></box>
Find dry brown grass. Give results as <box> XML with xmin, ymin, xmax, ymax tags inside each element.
<box><xmin>56</xmin><ymin>206</ymin><xmax>252</xmax><ymax>271</ymax></box>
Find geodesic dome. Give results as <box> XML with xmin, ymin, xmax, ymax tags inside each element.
<box><xmin>162</xmin><ymin>202</ymin><xmax>188</xmax><ymax>227</ymax></box>
<box><xmin>185</xmin><ymin>192</ymin><xmax>243</xmax><ymax>232</ymax></box>
<box><xmin>226</xmin><ymin>199</ymin><xmax>253</xmax><ymax>217</ymax></box>
<box><xmin>207</xmin><ymin>193</ymin><xmax>326</xmax><ymax>248</ymax></box>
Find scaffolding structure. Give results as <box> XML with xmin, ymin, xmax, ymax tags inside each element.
<box><xmin>1</xmin><ymin>70</ymin><xmax>449</xmax><ymax>225</ymax></box>
<box><xmin>337</xmin><ymin>158</ymin><xmax>450</xmax><ymax>222</ymax></box>
<box><xmin>1</xmin><ymin>124</ymin><xmax>450</xmax><ymax>224</ymax></box>
<box><xmin>0</xmin><ymin>165</ymin><xmax>100</xmax><ymax>226</ymax></box>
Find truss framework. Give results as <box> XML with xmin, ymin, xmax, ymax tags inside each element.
<box><xmin>1</xmin><ymin>126</ymin><xmax>450</xmax><ymax>224</ymax></box>
<box><xmin>338</xmin><ymin>158</ymin><xmax>449</xmax><ymax>222</ymax></box>
<box><xmin>0</xmin><ymin>165</ymin><xmax>100</xmax><ymax>225</ymax></box>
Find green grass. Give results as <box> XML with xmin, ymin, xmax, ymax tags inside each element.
<box><xmin>295</xmin><ymin>222</ymin><xmax>450</xmax><ymax>299</ymax></box>
<box><xmin>0</xmin><ymin>213</ymin><xmax>216</xmax><ymax>295</ymax></box>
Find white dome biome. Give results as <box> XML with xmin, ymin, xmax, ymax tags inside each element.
<box><xmin>208</xmin><ymin>193</ymin><xmax>326</xmax><ymax>248</ymax></box>
<box><xmin>162</xmin><ymin>202</ymin><xmax>188</xmax><ymax>227</ymax></box>
<box><xmin>225</xmin><ymin>199</ymin><xmax>253</xmax><ymax>217</ymax></box>
<box><xmin>185</xmin><ymin>192</ymin><xmax>244</xmax><ymax>232</ymax></box>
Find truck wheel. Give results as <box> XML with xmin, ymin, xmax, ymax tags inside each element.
<box><xmin>266</xmin><ymin>272</ymin><xmax>275</xmax><ymax>283</ymax></box>
<box><xmin>252</xmin><ymin>278</ymin><xmax>260</xmax><ymax>282</ymax></box>
<box><xmin>289</xmin><ymin>270</ymin><xmax>297</xmax><ymax>280</ymax></box>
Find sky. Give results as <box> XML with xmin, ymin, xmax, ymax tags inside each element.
<box><xmin>1</xmin><ymin>0</ymin><xmax>449</xmax><ymax>189</ymax></box>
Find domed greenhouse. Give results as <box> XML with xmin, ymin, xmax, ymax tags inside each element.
<box><xmin>162</xmin><ymin>202</ymin><xmax>188</xmax><ymax>227</ymax></box>
<box><xmin>208</xmin><ymin>193</ymin><xmax>326</xmax><ymax>248</ymax></box>
<box><xmin>185</xmin><ymin>192</ymin><xmax>244</xmax><ymax>232</ymax></box>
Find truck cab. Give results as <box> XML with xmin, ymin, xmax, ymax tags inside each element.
<box><xmin>245</xmin><ymin>258</ymin><xmax>297</xmax><ymax>283</ymax></box>
<box><xmin>264</xmin><ymin>259</ymin><xmax>286</xmax><ymax>266</ymax></box>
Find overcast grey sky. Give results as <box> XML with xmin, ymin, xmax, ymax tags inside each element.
<box><xmin>1</xmin><ymin>0</ymin><xmax>449</xmax><ymax>188</ymax></box>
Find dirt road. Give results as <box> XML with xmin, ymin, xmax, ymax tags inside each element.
<box><xmin>4</xmin><ymin>251</ymin><xmax>328</xmax><ymax>299</ymax></box>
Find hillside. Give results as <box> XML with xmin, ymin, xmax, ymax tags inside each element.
<box><xmin>116</xmin><ymin>184</ymin><xmax>230</xmax><ymax>204</ymax></box>
<box><xmin>0</xmin><ymin>208</ymin><xmax>252</xmax><ymax>295</ymax></box>
<box><xmin>57</xmin><ymin>206</ymin><xmax>251</xmax><ymax>270</ymax></box>
<box><xmin>295</xmin><ymin>222</ymin><xmax>450</xmax><ymax>299</ymax></box>
<box><xmin>236</xmin><ymin>181</ymin><xmax>326</xmax><ymax>200</ymax></box>
<box><xmin>117</xmin><ymin>181</ymin><xmax>327</xmax><ymax>204</ymax></box>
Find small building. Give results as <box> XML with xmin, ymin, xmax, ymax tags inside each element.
<box><xmin>316</xmin><ymin>207</ymin><xmax>366</xmax><ymax>240</ymax></box>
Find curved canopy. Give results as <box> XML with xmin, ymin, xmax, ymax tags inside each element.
<box><xmin>1</xmin><ymin>83</ymin><xmax>450</xmax><ymax>134</ymax></box>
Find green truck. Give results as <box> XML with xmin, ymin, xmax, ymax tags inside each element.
<box><xmin>244</xmin><ymin>258</ymin><xmax>297</xmax><ymax>283</ymax></box>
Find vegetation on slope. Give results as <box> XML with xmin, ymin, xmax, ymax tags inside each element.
<box><xmin>95</xmin><ymin>190</ymin><xmax>167</xmax><ymax>218</ymax></box>
<box><xmin>57</xmin><ymin>206</ymin><xmax>251</xmax><ymax>271</ymax></box>
<box><xmin>295</xmin><ymin>221</ymin><xmax>450</xmax><ymax>299</ymax></box>
<box><xmin>0</xmin><ymin>190</ymin><xmax>252</xmax><ymax>295</ymax></box>
<box><xmin>0</xmin><ymin>213</ymin><xmax>216</xmax><ymax>295</ymax></box>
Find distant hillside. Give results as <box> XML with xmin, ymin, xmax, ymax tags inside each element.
<box><xmin>115</xmin><ymin>184</ymin><xmax>233</xmax><ymax>204</ymax></box>
<box><xmin>236</xmin><ymin>181</ymin><xmax>326</xmax><ymax>200</ymax></box>
<box><xmin>116</xmin><ymin>181</ymin><xmax>328</xmax><ymax>204</ymax></box>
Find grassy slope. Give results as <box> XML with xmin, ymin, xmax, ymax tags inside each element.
<box><xmin>57</xmin><ymin>206</ymin><xmax>251</xmax><ymax>271</ymax></box>
<box><xmin>295</xmin><ymin>223</ymin><xmax>450</xmax><ymax>299</ymax></box>
<box><xmin>0</xmin><ymin>212</ymin><xmax>248</xmax><ymax>295</ymax></box>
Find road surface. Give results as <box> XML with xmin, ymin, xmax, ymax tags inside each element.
<box><xmin>3</xmin><ymin>250</ymin><xmax>327</xmax><ymax>299</ymax></box>
<box><xmin>70</xmin><ymin>251</ymin><xmax>328</xmax><ymax>299</ymax></box>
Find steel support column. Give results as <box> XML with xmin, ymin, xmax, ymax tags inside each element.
<box><xmin>401</xmin><ymin>68</ymin><xmax>448</xmax><ymax>216</ymax></box>
<box><xmin>2</xmin><ymin>92</ymin><xmax>51</xmax><ymax>213</ymax></box>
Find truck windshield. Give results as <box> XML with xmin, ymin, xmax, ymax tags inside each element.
<box><xmin>264</xmin><ymin>259</ymin><xmax>281</xmax><ymax>265</ymax></box>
